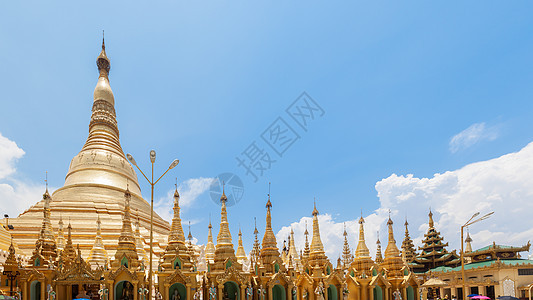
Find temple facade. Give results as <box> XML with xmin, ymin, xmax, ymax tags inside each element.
<box><xmin>2</xmin><ymin>37</ymin><xmax>532</xmax><ymax>300</ymax></box>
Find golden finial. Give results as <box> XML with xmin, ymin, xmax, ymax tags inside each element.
<box><xmin>102</xmin><ymin>30</ymin><xmax>105</xmax><ymax>51</ymax></box>
<box><xmin>312</xmin><ymin>197</ymin><xmax>319</xmax><ymax>216</ymax></box>
<box><xmin>266</xmin><ymin>182</ymin><xmax>272</xmax><ymax>209</ymax></box>
<box><xmin>45</xmin><ymin>171</ymin><xmax>48</xmax><ymax>191</ymax></box>
<box><xmin>220</xmin><ymin>181</ymin><xmax>227</xmax><ymax>203</ymax></box>
<box><xmin>253</xmin><ymin>217</ymin><xmax>258</xmax><ymax>235</ymax></box>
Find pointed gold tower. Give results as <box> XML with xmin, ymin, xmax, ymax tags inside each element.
<box><xmin>161</xmin><ymin>186</ymin><xmax>193</xmax><ymax>271</ymax></box>
<box><xmin>205</xmin><ymin>219</ymin><xmax>216</xmax><ymax>264</ymax></box>
<box><xmin>250</xmin><ymin>218</ymin><xmax>261</xmax><ymax>267</ymax></box>
<box><xmin>375</xmin><ymin>232</ymin><xmax>383</xmax><ymax>264</ymax></box>
<box><xmin>134</xmin><ymin>211</ymin><xmax>149</xmax><ymax>267</ymax></box>
<box><xmin>380</xmin><ymin>215</ymin><xmax>405</xmax><ymax>279</ymax></box>
<box><xmin>236</xmin><ymin>228</ymin><xmax>247</xmax><ymax>264</ymax></box>
<box><xmin>351</xmin><ymin>215</ymin><xmax>375</xmax><ymax>277</ymax></box>
<box><xmin>287</xmin><ymin>227</ymin><xmax>299</xmax><ymax>267</ymax></box>
<box><xmin>308</xmin><ymin>201</ymin><xmax>328</xmax><ymax>268</ymax></box>
<box><xmin>10</xmin><ymin>36</ymin><xmax>169</xmax><ymax>256</ymax></box>
<box><xmin>302</xmin><ymin>222</ymin><xmax>310</xmax><ymax>262</ymax></box>
<box><xmin>57</xmin><ymin>216</ymin><xmax>65</xmax><ymax>251</ymax></box>
<box><xmin>260</xmin><ymin>194</ymin><xmax>281</xmax><ymax>266</ymax></box>
<box><xmin>110</xmin><ymin>187</ymin><xmax>139</xmax><ymax>270</ymax></box>
<box><xmin>341</xmin><ymin>224</ymin><xmax>353</xmax><ymax>269</ymax></box>
<box><xmin>88</xmin><ymin>215</ymin><xmax>108</xmax><ymax>268</ymax></box>
<box><xmin>29</xmin><ymin>188</ymin><xmax>57</xmax><ymax>266</ymax></box>
<box><xmin>212</xmin><ymin>188</ymin><xmax>238</xmax><ymax>271</ymax></box>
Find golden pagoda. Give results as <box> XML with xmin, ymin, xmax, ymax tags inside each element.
<box><xmin>104</xmin><ymin>187</ymin><xmax>146</xmax><ymax>300</ymax></box>
<box><xmin>87</xmin><ymin>215</ymin><xmax>108</xmax><ymax>269</ymax></box>
<box><xmin>9</xmin><ymin>36</ymin><xmax>170</xmax><ymax>259</ymax></box>
<box><xmin>157</xmin><ymin>185</ymin><xmax>197</xmax><ymax>300</ymax></box>
<box><xmin>56</xmin><ymin>216</ymin><xmax>65</xmax><ymax>252</ymax></box>
<box><xmin>401</xmin><ymin>219</ymin><xmax>417</xmax><ymax>264</ymax></box>
<box><xmin>296</xmin><ymin>202</ymin><xmax>343</xmax><ymax>300</ymax></box>
<box><xmin>134</xmin><ymin>211</ymin><xmax>149</xmax><ymax>267</ymax></box>
<box><xmin>29</xmin><ymin>188</ymin><xmax>57</xmax><ymax>267</ymax></box>
<box><xmin>205</xmin><ymin>219</ymin><xmax>216</xmax><ymax>265</ymax></box>
<box><xmin>375</xmin><ymin>232</ymin><xmax>383</xmax><ymax>265</ymax></box>
<box><xmin>207</xmin><ymin>188</ymin><xmax>249</xmax><ymax>300</ymax></box>
<box><xmin>379</xmin><ymin>215</ymin><xmax>419</xmax><ymax>300</ymax></box>
<box><xmin>249</xmin><ymin>218</ymin><xmax>261</xmax><ymax>269</ymax></box>
<box><xmin>345</xmin><ymin>214</ymin><xmax>379</xmax><ymax>300</ymax></box>
<box><xmin>253</xmin><ymin>193</ymin><xmax>294</xmax><ymax>300</ymax></box>
<box><xmin>236</xmin><ymin>228</ymin><xmax>247</xmax><ymax>265</ymax></box>
<box><xmin>341</xmin><ymin>223</ymin><xmax>353</xmax><ymax>270</ymax></box>
<box><xmin>0</xmin><ymin>238</ymin><xmax>22</xmax><ymax>297</ymax></box>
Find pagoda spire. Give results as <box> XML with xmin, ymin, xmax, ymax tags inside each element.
<box><xmin>216</xmin><ymin>184</ymin><xmax>233</xmax><ymax>246</ymax></box>
<box><xmin>410</xmin><ymin>209</ymin><xmax>460</xmax><ymax>272</ymax></box>
<box><xmin>375</xmin><ymin>231</ymin><xmax>383</xmax><ymax>264</ymax></box>
<box><xmin>465</xmin><ymin>228</ymin><xmax>473</xmax><ymax>254</ymax></box>
<box><xmin>32</xmin><ymin>188</ymin><xmax>57</xmax><ymax>265</ymax></box>
<box><xmin>250</xmin><ymin>217</ymin><xmax>261</xmax><ymax>265</ymax></box>
<box><xmin>384</xmin><ymin>214</ymin><xmax>400</xmax><ymax>258</ymax></box>
<box><xmin>260</xmin><ymin>185</ymin><xmax>280</xmax><ymax>265</ymax></box>
<box><xmin>57</xmin><ymin>215</ymin><xmax>65</xmax><ymax>251</ymax></box>
<box><xmin>63</xmin><ymin>221</ymin><xmax>76</xmax><ymax>266</ymax></box>
<box><xmin>162</xmin><ymin>183</ymin><xmax>192</xmax><ymax>270</ymax></box>
<box><xmin>401</xmin><ymin>218</ymin><xmax>417</xmax><ymax>264</ymax></box>
<box><xmin>134</xmin><ymin>211</ymin><xmax>148</xmax><ymax>267</ymax></box>
<box><xmin>236</xmin><ymin>227</ymin><xmax>247</xmax><ymax>263</ymax></box>
<box><xmin>213</xmin><ymin>183</ymin><xmax>237</xmax><ymax>270</ymax></box>
<box><xmin>81</xmin><ymin>31</ymin><xmax>123</xmax><ymax>156</ymax></box>
<box><xmin>302</xmin><ymin>221</ymin><xmax>310</xmax><ymax>260</ymax></box>
<box><xmin>355</xmin><ymin>213</ymin><xmax>370</xmax><ymax>258</ymax></box>
<box><xmin>88</xmin><ymin>215</ymin><xmax>108</xmax><ymax>268</ymax></box>
<box><xmin>169</xmin><ymin>186</ymin><xmax>186</xmax><ymax>242</ymax></box>
<box><xmin>287</xmin><ymin>227</ymin><xmax>299</xmax><ymax>265</ymax></box>
<box><xmin>111</xmin><ymin>186</ymin><xmax>139</xmax><ymax>269</ymax></box>
<box><xmin>309</xmin><ymin>199</ymin><xmax>327</xmax><ymax>267</ymax></box>
<box><xmin>205</xmin><ymin>218</ymin><xmax>215</xmax><ymax>264</ymax></box>
<box><xmin>341</xmin><ymin>223</ymin><xmax>353</xmax><ymax>268</ymax></box>
<box><xmin>4</xmin><ymin>237</ymin><xmax>18</xmax><ymax>267</ymax></box>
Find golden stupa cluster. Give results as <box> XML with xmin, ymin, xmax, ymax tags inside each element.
<box><xmin>1</xmin><ymin>38</ymin><xmax>532</xmax><ymax>300</ymax></box>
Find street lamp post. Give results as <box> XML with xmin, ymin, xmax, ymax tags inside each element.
<box><xmin>2</xmin><ymin>270</ymin><xmax>20</xmax><ymax>296</ymax></box>
<box><xmin>127</xmin><ymin>150</ymin><xmax>179</xmax><ymax>300</ymax></box>
<box><xmin>460</xmin><ymin>211</ymin><xmax>494</xmax><ymax>300</ymax></box>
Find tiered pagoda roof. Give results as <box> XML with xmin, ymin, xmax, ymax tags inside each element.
<box><xmin>410</xmin><ymin>210</ymin><xmax>460</xmax><ymax>273</ymax></box>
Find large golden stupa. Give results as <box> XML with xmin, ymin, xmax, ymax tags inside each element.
<box><xmin>9</xmin><ymin>38</ymin><xmax>170</xmax><ymax>257</ymax></box>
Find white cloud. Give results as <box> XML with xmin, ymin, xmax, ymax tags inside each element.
<box><xmin>0</xmin><ymin>133</ymin><xmax>47</xmax><ymax>218</ymax></box>
<box><xmin>277</xmin><ymin>142</ymin><xmax>533</xmax><ymax>261</ymax></box>
<box><xmin>0</xmin><ymin>133</ymin><xmax>25</xmax><ymax>180</ymax></box>
<box><xmin>154</xmin><ymin>177</ymin><xmax>214</xmax><ymax>222</ymax></box>
<box><xmin>449</xmin><ymin>122</ymin><xmax>499</xmax><ymax>153</ymax></box>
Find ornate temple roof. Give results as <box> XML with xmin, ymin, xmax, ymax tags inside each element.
<box><xmin>464</xmin><ymin>241</ymin><xmax>531</xmax><ymax>262</ymax></box>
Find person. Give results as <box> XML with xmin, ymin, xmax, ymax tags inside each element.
<box><xmin>209</xmin><ymin>283</ymin><xmax>217</xmax><ymax>300</ymax></box>
<box><xmin>315</xmin><ymin>282</ymin><xmax>325</xmax><ymax>300</ymax></box>
<box><xmin>302</xmin><ymin>289</ymin><xmax>308</xmax><ymax>299</ymax></box>
<box><xmin>393</xmin><ymin>288</ymin><xmax>402</xmax><ymax>300</ymax></box>
<box><xmin>172</xmin><ymin>289</ymin><xmax>181</xmax><ymax>300</ymax></box>
<box><xmin>258</xmin><ymin>285</ymin><xmax>266</xmax><ymax>300</ymax></box>
<box><xmin>246</xmin><ymin>285</ymin><xmax>253</xmax><ymax>300</ymax></box>
<box><xmin>342</xmin><ymin>283</ymin><xmax>349</xmax><ymax>300</ymax></box>
<box><xmin>452</xmin><ymin>296</ymin><xmax>457</xmax><ymax>300</ymax></box>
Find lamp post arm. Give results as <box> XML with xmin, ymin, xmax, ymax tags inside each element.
<box><xmin>133</xmin><ymin>165</ymin><xmax>152</xmax><ymax>185</ymax></box>
<box><xmin>154</xmin><ymin>166</ymin><xmax>173</xmax><ymax>186</ymax></box>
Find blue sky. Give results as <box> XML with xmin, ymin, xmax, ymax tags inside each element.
<box><xmin>1</xmin><ymin>1</ymin><xmax>533</xmax><ymax>259</ymax></box>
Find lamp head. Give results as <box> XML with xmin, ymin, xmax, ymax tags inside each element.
<box><xmin>472</xmin><ymin>212</ymin><xmax>480</xmax><ymax>218</ymax></box>
<box><xmin>150</xmin><ymin>150</ymin><xmax>156</xmax><ymax>163</ymax></box>
<box><xmin>169</xmin><ymin>159</ymin><xmax>179</xmax><ymax>169</ymax></box>
<box><xmin>126</xmin><ymin>154</ymin><xmax>137</xmax><ymax>166</ymax></box>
